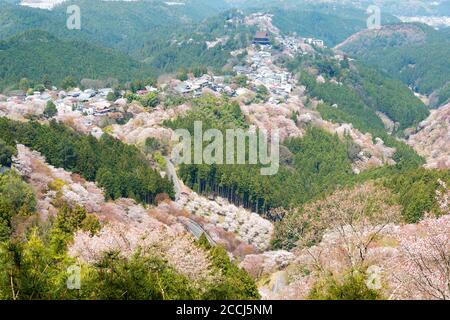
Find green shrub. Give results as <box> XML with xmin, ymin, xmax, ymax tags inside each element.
<box><xmin>0</xmin><ymin>139</ymin><xmax>16</xmax><ymax>167</ymax></box>
<box><xmin>0</xmin><ymin>171</ymin><xmax>36</xmax><ymax>241</ymax></box>
<box><xmin>89</xmin><ymin>251</ymin><xmax>199</xmax><ymax>300</ymax></box>
<box><xmin>43</xmin><ymin>101</ymin><xmax>58</xmax><ymax>119</ymax></box>
<box><xmin>308</xmin><ymin>270</ymin><xmax>384</xmax><ymax>300</ymax></box>
<box><xmin>198</xmin><ymin>241</ymin><xmax>260</xmax><ymax>300</ymax></box>
<box><xmin>53</xmin><ymin>205</ymin><xmax>100</xmax><ymax>237</ymax></box>
<box><xmin>139</xmin><ymin>92</ymin><xmax>159</xmax><ymax>108</ymax></box>
<box><xmin>386</xmin><ymin>168</ymin><xmax>450</xmax><ymax>222</ymax></box>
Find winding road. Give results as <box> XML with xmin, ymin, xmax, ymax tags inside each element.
<box><xmin>177</xmin><ymin>217</ymin><xmax>216</xmax><ymax>246</ymax></box>
<box><xmin>165</xmin><ymin>156</ymin><xmax>215</xmax><ymax>246</ymax></box>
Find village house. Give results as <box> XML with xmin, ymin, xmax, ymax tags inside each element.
<box><xmin>253</xmin><ymin>31</ymin><xmax>271</xmax><ymax>45</ymax></box>
<box><xmin>67</xmin><ymin>89</ymin><xmax>82</xmax><ymax>97</ymax></box>
<box><xmin>98</xmin><ymin>88</ymin><xmax>114</xmax><ymax>97</ymax></box>
<box><xmin>304</xmin><ymin>38</ymin><xmax>325</xmax><ymax>48</ymax></box>
<box><xmin>172</xmin><ymin>74</ymin><xmax>236</xmax><ymax>97</ymax></box>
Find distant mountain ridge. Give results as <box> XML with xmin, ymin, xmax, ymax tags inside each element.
<box><xmin>336</xmin><ymin>23</ymin><xmax>450</xmax><ymax>97</ymax></box>
<box><xmin>0</xmin><ymin>30</ymin><xmax>153</xmax><ymax>89</ymax></box>
<box><xmin>0</xmin><ymin>1</ymin><xmax>254</xmax><ymax>73</ymax></box>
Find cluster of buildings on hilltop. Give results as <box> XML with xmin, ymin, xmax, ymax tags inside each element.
<box><xmin>173</xmin><ymin>74</ymin><xmax>237</xmax><ymax>97</ymax></box>
<box><xmin>1</xmin><ymin>87</ymin><xmax>126</xmax><ymax>125</ymax></box>
<box><xmin>172</xmin><ymin>52</ymin><xmax>294</xmax><ymax>104</ymax></box>
<box><xmin>278</xmin><ymin>36</ymin><xmax>320</xmax><ymax>56</ymax></box>
<box><xmin>303</xmin><ymin>37</ymin><xmax>325</xmax><ymax>48</ymax></box>
<box><xmin>233</xmin><ymin>49</ymin><xmax>294</xmax><ymax>104</ymax></box>
<box><xmin>252</xmin><ymin>26</ymin><xmax>325</xmax><ymax>49</ymax></box>
<box><xmin>53</xmin><ymin>88</ymin><xmax>116</xmax><ymax>117</ymax></box>
<box><xmin>0</xmin><ymin>94</ymin><xmax>47</xmax><ymax>119</ymax></box>
<box><xmin>251</xmin><ymin>26</ymin><xmax>326</xmax><ymax>57</ymax></box>
<box><xmin>241</xmin><ymin>29</ymin><xmax>327</xmax><ymax>103</ymax></box>
<box><xmin>53</xmin><ymin>88</ymin><xmax>135</xmax><ymax>138</ymax></box>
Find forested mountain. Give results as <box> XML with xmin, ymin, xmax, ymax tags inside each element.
<box><xmin>268</xmin><ymin>4</ymin><xmax>398</xmax><ymax>46</ymax></box>
<box><xmin>0</xmin><ymin>0</ymin><xmax>252</xmax><ymax>58</ymax></box>
<box><xmin>0</xmin><ymin>1</ymin><xmax>255</xmax><ymax>88</ymax></box>
<box><xmin>337</xmin><ymin>23</ymin><xmax>450</xmax><ymax>98</ymax></box>
<box><xmin>225</xmin><ymin>0</ymin><xmax>399</xmax><ymax>46</ymax></box>
<box><xmin>139</xmin><ymin>9</ymin><xmax>255</xmax><ymax>72</ymax></box>
<box><xmin>0</xmin><ymin>0</ymin><xmax>218</xmax><ymax>52</ymax></box>
<box><xmin>284</xmin><ymin>51</ymin><xmax>430</xmax><ymax>132</ymax></box>
<box><xmin>0</xmin><ymin>30</ymin><xmax>154</xmax><ymax>89</ymax></box>
<box><xmin>164</xmin><ymin>95</ymin><xmax>423</xmax><ymax>215</ymax></box>
<box><xmin>234</xmin><ymin>0</ymin><xmax>450</xmax><ymax>16</ymax></box>
<box><xmin>0</xmin><ymin>0</ymin><xmax>402</xmax><ymax>87</ymax></box>
<box><xmin>164</xmin><ymin>97</ymin><xmax>353</xmax><ymax>213</ymax></box>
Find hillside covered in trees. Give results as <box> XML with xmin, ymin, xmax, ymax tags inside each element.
<box><xmin>284</xmin><ymin>51</ymin><xmax>430</xmax><ymax>132</ymax></box>
<box><xmin>164</xmin><ymin>94</ymin><xmax>425</xmax><ymax>216</ymax></box>
<box><xmin>0</xmin><ymin>30</ymin><xmax>154</xmax><ymax>90</ymax></box>
<box><xmin>0</xmin><ymin>0</ymin><xmax>255</xmax><ymax>90</ymax></box>
<box><xmin>269</xmin><ymin>3</ymin><xmax>399</xmax><ymax>46</ymax></box>
<box><xmin>0</xmin><ymin>150</ymin><xmax>260</xmax><ymax>300</ymax></box>
<box><xmin>0</xmin><ymin>0</ymin><xmax>449</xmax><ymax>302</ymax></box>
<box><xmin>0</xmin><ymin>118</ymin><xmax>174</xmax><ymax>204</ymax></box>
<box><xmin>337</xmin><ymin>23</ymin><xmax>450</xmax><ymax>98</ymax></box>
<box><xmin>0</xmin><ymin>0</ymin><xmax>403</xmax><ymax>91</ymax></box>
